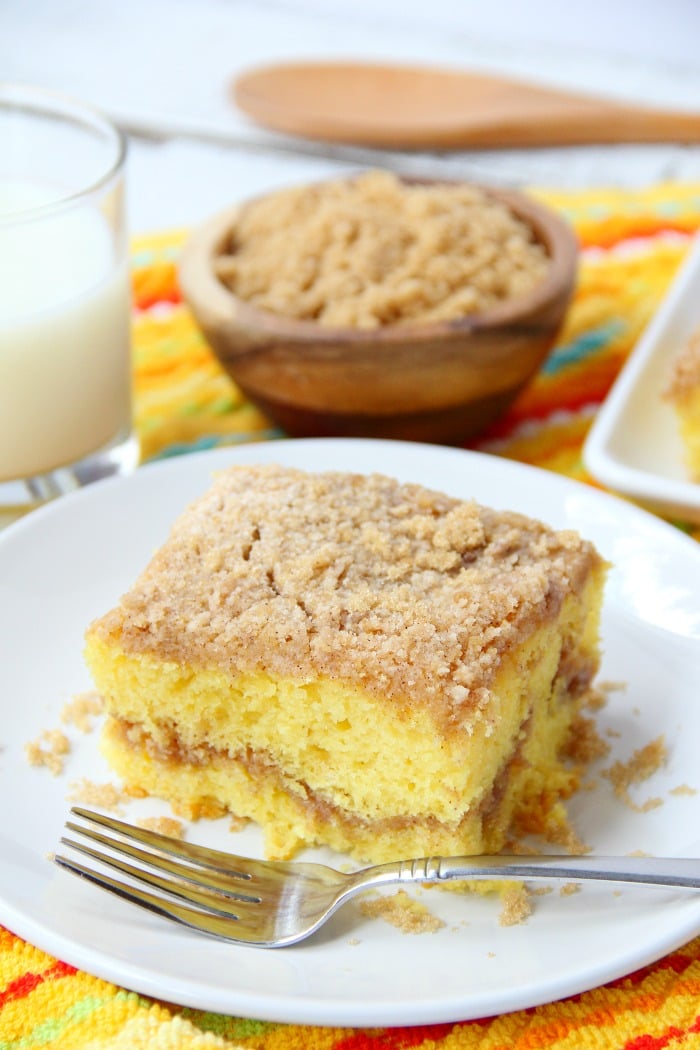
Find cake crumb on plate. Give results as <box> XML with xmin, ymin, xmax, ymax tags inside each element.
<box><xmin>359</xmin><ymin>890</ymin><xmax>446</xmax><ymax>934</ymax></box>
<box><xmin>25</xmin><ymin>729</ymin><xmax>70</xmax><ymax>776</ymax></box>
<box><xmin>602</xmin><ymin>736</ymin><xmax>667</xmax><ymax>812</ymax></box>
<box><xmin>499</xmin><ymin>886</ymin><xmax>532</xmax><ymax>926</ymax></box>
<box><xmin>61</xmin><ymin>691</ymin><xmax>104</xmax><ymax>733</ymax></box>
<box><xmin>228</xmin><ymin>814</ymin><xmax>250</xmax><ymax>833</ymax></box>
<box><xmin>66</xmin><ymin>778</ymin><xmax>127</xmax><ymax>814</ymax></box>
<box><xmin>136</xmin><ymin>816</ymin><xmax>185</xmax><ymax>838</ymax></box>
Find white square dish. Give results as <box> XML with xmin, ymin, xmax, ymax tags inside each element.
<box><xmin>583</xmin><ymin>234</ymin><xmax>700</xmax><ymax>524</ymax></box>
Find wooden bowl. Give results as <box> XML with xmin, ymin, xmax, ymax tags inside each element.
<box><xmin>179</xmin><ymin>180</ymin><xmax>578</xmax><ymax>445</ymax></box>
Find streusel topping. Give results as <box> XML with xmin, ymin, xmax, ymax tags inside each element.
<box><xmin>90</xmin><ymin>466</ymin><xmax>600</xmax><ymax>724</ymax></box>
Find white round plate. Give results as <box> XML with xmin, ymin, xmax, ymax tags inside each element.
<box><xmin>2</xmin><ymin>438</ymin><xmax>700</xmax><ymax>1026</ymax></box>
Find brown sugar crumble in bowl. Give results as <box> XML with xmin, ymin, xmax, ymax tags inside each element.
<box><xmin>84</xmin><ymin>464</ymin><xmax>607</xmax><ymax>866</ymax></box>
<box><xmin>215</xmin><ymin>170</ymin><xmax>550</xmax><ymax>329</ymax></box>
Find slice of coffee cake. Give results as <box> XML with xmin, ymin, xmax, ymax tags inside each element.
<box><xmin>85</xmin><ymin>465</ymin><xmax>606</xmax><ymax>862</ymax></box>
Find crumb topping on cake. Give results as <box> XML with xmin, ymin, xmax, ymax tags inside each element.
<box><xmin>90</xmin><ymin>465</ymin><xmax>601</xmax><ymax>724</ymax></box>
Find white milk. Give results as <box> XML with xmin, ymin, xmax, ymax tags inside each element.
<box><xmin>0</xmin><ymin>179</ymin><xmax>132</xmax><ymax>481</ymax></box>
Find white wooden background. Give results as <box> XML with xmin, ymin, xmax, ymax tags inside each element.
<box><xmin>3</xmin><ymin>0</ymin><xmax>700</xmax><ymax>233</ymax></box>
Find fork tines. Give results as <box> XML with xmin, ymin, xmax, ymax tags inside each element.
<box><xmin>54</xmin><ymin>806</ymin><xmax>270</xmax><ymax>943</ymax></box>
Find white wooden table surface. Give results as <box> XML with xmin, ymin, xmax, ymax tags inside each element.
<box><xmin>3</xmin><ymin>0</ymin><xmax>700</xmax><ymax>232</ymax></box>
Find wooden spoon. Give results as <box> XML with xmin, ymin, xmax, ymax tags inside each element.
<box><xmin>233</xmin><ymin>61</ymin><xmax>700</xmax><ymax>150</ymax></box>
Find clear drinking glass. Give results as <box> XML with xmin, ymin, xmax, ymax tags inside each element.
<box><xmin>0</xmin><ymin>84</ymin><xmax>138</xmax><ymax>507</ymax></box>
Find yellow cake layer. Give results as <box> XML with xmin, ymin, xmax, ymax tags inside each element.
<box><xmin>676</xmin><ymin>388</ymin><xmax>700</xmax><ymax>481</ymax></box>
<box><xmin>88</xmin><ymin>579</ymin><xmax>601</xmax><ymax>862</ymax></box>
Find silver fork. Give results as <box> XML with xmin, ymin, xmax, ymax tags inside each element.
<box><xmin>55</xmin><ymin>806</ymin><xmax>700</xmax><ymax>948</ymax></box>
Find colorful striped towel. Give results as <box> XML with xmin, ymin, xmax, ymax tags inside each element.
<box><xmin>2</xmin><ymin>182</ymin><xmax>700</xmax><ymax>1048</ymax></box>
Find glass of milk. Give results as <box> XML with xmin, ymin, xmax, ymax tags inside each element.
<box><xmin>0</xmin><ymin>84</ymin><xmax>138</xmax><ymax>506</ymax></box>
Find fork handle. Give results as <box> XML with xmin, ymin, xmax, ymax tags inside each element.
<box><xmin>355</xmin><ymin>854</ymin><xmax>700</xmax><ymax>892</ymax></box>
